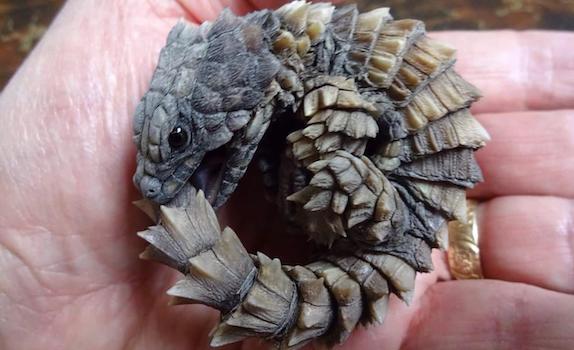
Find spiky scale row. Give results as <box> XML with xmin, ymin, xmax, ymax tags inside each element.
<box><xmin>134</xmin><ymin>1</ymin><xmax>490</xmax><ymax>349</ymax></box>
<box><xmin>211</xmin><ymin>253</ymin><xmax>298</xmax><ymax>346</ymax></box>
<box><xmin>175</xmin><ymin>227</ymin><xmax>255</xmax><ymax>309</ymax></box>
<box><xmin>324</xmin><ymin>254</ymin><xmax>390</xmax><ymax>324</ymax></box>
<box><xmin>287</xmin><ymin>75</ymin><xmax>379</xmax><ymax>166</ymax></box>
<box><xmin>283</xmin><ymin>266</ymin><xmax>333</xmax><ymax>348</ymax></box>
<box><xmin>373</xmin><ymin>108</ymin><xmax>490</xmax><ymax>171</ymax></box>
<box><xmin>398</xmin><ymin>69</ymin><xmax>482</xmax><ymax>133</ymax></box>
<box><xmin>137</xmin><ymin>192</ymin><xmax>221</xmax><ymax>273</ymax></box>
<box><xmin>287</xmin><ymin>150</ymin><xmax>407</xmax><ymax>248</ymax></box>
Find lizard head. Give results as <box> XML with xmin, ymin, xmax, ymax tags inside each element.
<box><xmin>132</xmin><ymin>90</ymin><xmax>235</xmax><ymax>206</ymax></box>
<box><xmin>133</xmin><ymin>14</ymin><xmax>280</xmax><ymax>208</ymax></box>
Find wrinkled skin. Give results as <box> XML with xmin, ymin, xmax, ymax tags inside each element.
<box><xmin>1</xmin><ymin>0</ymin><xmax>574</xmax><ymax>349</ymax></box>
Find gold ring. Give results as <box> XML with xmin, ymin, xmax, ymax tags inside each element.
<box><xmin>447</xmin><ymin>199</ymin><xmax>484</xmax><ymax>279</ymax></box>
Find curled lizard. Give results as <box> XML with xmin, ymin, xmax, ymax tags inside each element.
<box><xmin>132</xmin><ymin>2</ymin><xmax>489</xmax><ymax>348</ymax></box>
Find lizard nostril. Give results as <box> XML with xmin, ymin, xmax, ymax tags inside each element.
<box><xmin>140</xmin><ymin>176</ymin><xmax>161</xmax><ymax>200</ymax></box>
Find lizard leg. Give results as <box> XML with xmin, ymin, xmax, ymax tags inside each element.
<box><xmin>213</xmin><ymin>104</ymin><xmax>274</xmax><ymax>208</ymax></box>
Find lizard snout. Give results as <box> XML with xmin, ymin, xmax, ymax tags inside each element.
<box><xmin>139</xmin><ymin>176</ymin><xmax>162</xmax><ymax>202</ymax></box>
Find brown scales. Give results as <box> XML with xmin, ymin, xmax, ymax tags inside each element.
<box><xmin>132</xmin><ymin>1</ymin><xmax>489</xmax><ymax>349</ymax></box>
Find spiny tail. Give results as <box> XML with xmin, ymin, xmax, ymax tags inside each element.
<box><xmin>137</xmin><ymin>190</ymin><xmax>416</xmax><ymax>349</ymax></box>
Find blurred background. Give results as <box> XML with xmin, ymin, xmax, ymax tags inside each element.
<box><xmin>1</xmin><ymin>0</ymin><xmax>573</xmax><ymax>90</ymax></box>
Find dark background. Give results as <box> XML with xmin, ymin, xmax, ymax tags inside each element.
<box><xmin>1</xmin><ymin>0</ymin><xmax>573</xmax><ymax>90</ymax></box>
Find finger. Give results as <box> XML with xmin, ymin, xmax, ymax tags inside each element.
<box><xmin>469</xmin><ymin>110</ymin><xmax>574</xmax><ymax>198</ymax></box>
<box><xmin>401</xmin><ymin>280</ymin><xmax>574</xmax><ymax>350</ymax></box>
<box><xmin>477</xmin><ymin>196</ymin><xmax>574</xmax><ymax>294</ymax></box>
<box><xmin>432</xmin><ymin>31</ymin><xmax>574</xmax><ymax>114</ymax></box>
<box><xmin>177</xmin><ymin>0</ymin><xmax>257</xmax><ymax>21</ymax></box>
<box><xmin>179</xmin><ymin>0</ymin><xmax>345</xmax><ymax>22</ymax></box>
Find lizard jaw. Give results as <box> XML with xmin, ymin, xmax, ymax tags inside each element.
<box><xmin>189</xmin><ymin>146</ymin><xmax>228</xmax><ymax>207</ymax></box>
<box><xmin>136</xmin><ymin>146</ymin><xmax>232</xmax><ymax>209</ymax></box>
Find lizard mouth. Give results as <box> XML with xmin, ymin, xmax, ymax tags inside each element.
<box><xmin>189</xmin><ymin>146</ymin><xmax>229</xmax><ymax>207</ymax></box>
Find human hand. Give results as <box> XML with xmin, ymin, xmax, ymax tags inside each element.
<box><xmin>0</xmin><ymin>1</ymin><xmax>573</xmax><ymax>349</ymax></box>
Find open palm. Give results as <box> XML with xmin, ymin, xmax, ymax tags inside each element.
<box><xmin>0</xmin><ymin>1</ymin><xmax>573</xmax><ymax>349</ymax></box>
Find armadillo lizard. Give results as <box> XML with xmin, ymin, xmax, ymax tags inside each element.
<box><xmin>132</xmin><ymin>1</ymin><xmax>489</xmax><ymax>348</ymax></box>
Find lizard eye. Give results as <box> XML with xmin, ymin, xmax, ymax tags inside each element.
<box><xmin>168</xmin><ymin>126</ymin><xmax>189</xmax><ymax>150</ymax></box>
